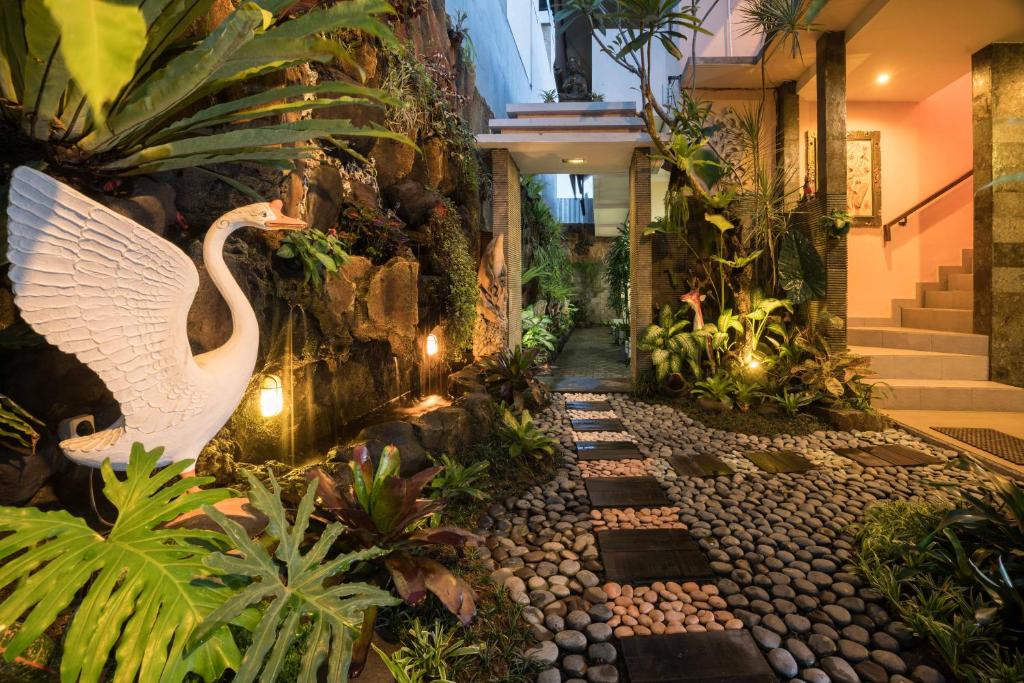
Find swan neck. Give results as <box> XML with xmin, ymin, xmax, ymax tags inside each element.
<box><xmin>204</xmin><ymin>219</ymin><xmax>258</xmax><ymax>354</ymax></box>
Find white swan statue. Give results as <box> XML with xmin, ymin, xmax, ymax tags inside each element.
<box><xmin>5</xmin><ymin>166</ymin><xmax>305</xmax><ymax>471</ymax></box>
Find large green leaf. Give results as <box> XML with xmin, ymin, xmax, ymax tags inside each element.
<box><xmin>41</xmin><ymin>0</ymin><xmax>146</xmax><ymax>125</ymax></box>
<box><xmin>0</xmin><ymin>444</ymin><xmax>240</xmax><ymax>683</ymax></box>
<box><xmin>192</xmin><ymin>473</ymin><xmax>398</xmax><ymax>683</ymax></box>
<box><xmin>778</xmin><ymin>228</ymin><xmax>826</xmax><ymax>304</ymax></box>
<box><xmin>20</xmin><ymin>0</ymin><xmax>69</xmax><ymax>140</ymax></box>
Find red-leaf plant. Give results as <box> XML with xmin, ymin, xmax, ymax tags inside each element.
<box><xmin>306</xmin><ymin>444</ymin><xmax>481</xmax><ymax>624</ymax></box>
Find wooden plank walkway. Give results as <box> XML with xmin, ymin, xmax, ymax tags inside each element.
<box><xmin>742</xmin><ymin>449</ymin><xmax>815</xmax><ymax>473</ymax></box>
<box><xmin>598</xmin><ymin>529</ymin><xmax>714</xmax><ymax>583</ymax></box>
<box><xmin>585</xmin><ymin>477</ymin><xmax>672</xmax><ymax>508</ymax></box>
<box><xmin>571</xmin><ymin>418</ymin><xmax>627</xmax><ymax>432</ymax></box>
<box><xmin>622</xmin><ymin>631</ymin><xmax>773</xmax><ymax>683</ymax></box>
<box><xmin>575</xmin><ymin>441</ymin><xmax>645</xmax><ymax>460</ymax></box>
<box><xmin>669</xmin><ymin>453</ymin><xmax>733</xmax><ymax>477</ymax></box>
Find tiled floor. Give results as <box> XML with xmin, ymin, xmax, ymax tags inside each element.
<box><xmin>548</xmin><ymin>327</ymin><xmax>629</xmax><ymax>380</ymax></box>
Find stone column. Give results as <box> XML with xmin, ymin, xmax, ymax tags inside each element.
<box><xmin>816</xmin><ymin>32</ymin><xmax>848</xmax><ymax>349</ymax></box>
<box><xmin>973</xmin><ymin>44</ymin><xmax>1024</xmax><ymax>388</ymax></box>
<box><xmin>775</xmin><ymin>81</ymin><xmax>801</xmax><ymax>210</ymax></box>
<box><xmin>629</xmin><ymin>149</ymin><xmax>653</xmax><ymax>383</ymax></box>
<box><xmin>491</xmin><ymin>149</ymin><xmax>522</xmax><ymax>348</ymax></box>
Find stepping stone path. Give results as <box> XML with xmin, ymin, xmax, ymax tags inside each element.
<box><xmin>742</xmin><ymin>449</ymin><xmax>815</xmax><ymax>473</ymax></box>
<box><xmin>479</xmin><ymin>391</ymin><xmax>962</xmax><ymax>683</ymax></box>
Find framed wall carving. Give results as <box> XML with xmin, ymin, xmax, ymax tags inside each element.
<box><xmin>846</xmin><ymin>131</ymin><xmax>881</xmax><ymax>227</ymax></box>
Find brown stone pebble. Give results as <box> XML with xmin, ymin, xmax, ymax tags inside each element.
<box><xmin>602</xmin><ymin>580</ymin><xmax>737</xmax><ymax>633</ymax></box>
<box><xmin>590</xmin><ymin>506</ymin><xmax>686</xmax><ymax>530</ymax></box>
<box><xmin>578</xmin><ymin>459</ymin><xmax>650</xmax><ymax>478</ymax></box>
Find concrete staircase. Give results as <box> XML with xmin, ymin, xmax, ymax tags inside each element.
<box><xmin>849</xmin><ymin>249</ymin><xmax>1024</xmax><ymax>411</ymax></box>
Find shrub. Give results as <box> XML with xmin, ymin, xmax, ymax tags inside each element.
<box><xmin>374</xmin><ymin>619</ymin><xmax>480</xmax><ymax>683</ymax></box>
<box><xmin>276</xmin><ymin>227</ymin><xmax>349</xmax><ymax>289</ymax></box>
<box><xmin>427</xmin><ymin>453</ymin><xmax>489</xmax><ymax>503</ymax></box>
<box><xmin>522</xmin><ymin>308</ymin><xmax>558</xmax><ymax>354</ymax></box>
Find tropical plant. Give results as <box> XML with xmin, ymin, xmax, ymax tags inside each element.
<box><xmin>497</xmin><ymin>407</ymin><xmax>556</xmax><ymax>461</ymax></box>
<box><xmin>193</xmin><ymin>472</ymin><xmax>398</xmax><ymax>683</ymax></box>
<box><xmin>694</xmin><ymin>307</ymin><xmax>744</xmax><ymax>371</ymax></box>
<box><xmin>338</xmin><ymin>203</ymin><xmax>409</xmax><ymax>265</ymax></box>
<box><xmin>427</xmin><ymin>453</ymin><xmax>489</xmax><ymax>503</ymax></box>
<box><xmin>541</xmin><ymin>89</ymin><xmax>559</xmax><ymax>103</ymax></box>
<box><xmin>307</xmin><ymin>445</ymin><xmax>480</xmax><ymax>621</ymax></box>
<box><xmin>277</xmin><ymin>227</ymin><xmax>349</xmax><ymax>289</ymax></box>
<box><xmin>447</xmin><ymin>10</ymin><xmax>476</xmax><ymax>66</ymax></box>
<box><xmin>778</xmin><ymin>227</ymin><xmax>827</xmax><ymax>304</ymax></box>
<box><xmin>791</xmin><ymin>332</ymin><xmax>873</xmax><ymax>403</ymax></box>
<box><xmin>427</xmin><ymin>201</ymin><xmax>478</xmax><ymax>359</ymax></box>
<box><xmin>0</xmin><ymin>0</ymin><xmax>410</xmax><ymax>180</ymax></box>
<box><xmin>604</xmin><ymin>222</ymin><xmax>631</xmax><ymax>320</ymax></box>
<box><xmin>481</xmin><ymin>346</ymin><xmax>551</xmax><ymax>411</ymax></box>
<box><xmin>374</xmin><ymin>619</ymin><xmax>481</xmax><ymax>683</ymax></box>
<box><xmin>0</xmin><ymin>444</ymin><xmax>240</xmax><ymax>683</ymax></box>
<box><xmin>0</xmin><ymin>393</ymin><xmax>42</xmax><ymax>451</ymax></box>
<box><xmin>730</xmin><ymin>375</ymin><xmax>762</xmax><ymax>412</ymax></box>
<box><xmin>769</xmin><ymin>387</ymin><xmax>816</xmax><ymax>416</ymax></box>
<box><xmin>522</xmin><ymin>308</ymin><xmax>558</xmax><ymax>353</ymax></box>
<box><xmin>691</xmin><ymin>370</ymin><xmax>735</xmax><ymax>407</ymax></box>
<box><xmin>638</xmin><ymin>304</ymin><xmax>700</xmax><ymax>381</ymax></box>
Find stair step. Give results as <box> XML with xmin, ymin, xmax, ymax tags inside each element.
<box><xmin>873</xmin><ymin>379</ymin><xmax>1024</xmax><ymax>411</ymax></box>
<box><xmin>948</xmin><ymin>273</ymin><xmax>974</xmax><ymax>290</ymax></box>
<box><xmin>902</xmin><ymin>307</ymin><xmax>973</xmax><ymax>333</ymax></box>
<box><xmin>850</xmin><ymin>346</ymin><xmax>988</xmax><ymax>380</ymax></box>
<box><xmin>848</xmin><ymin>326</ymin><xmax>988</xmax><ymax>355</ymax></box>
<box><xmin>924</xmin><ymin>289</ymin><xmax>973</xmax><ymax>310</ymax></box>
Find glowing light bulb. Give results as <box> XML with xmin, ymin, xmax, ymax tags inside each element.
<box><xmin>875</xmin><ymin>72</ymin><xmax>891</xmax><ymax>85</ymax></box>
<box><xmin>426</xmin><ymin>334</ymin><xmax>439</xmax><ymax>357</ymax></box>
<box><xmin>747</xmin><ymin>358</ymin><xmax>761</xmax><ymax>370</ymax></box>
<box><xmin>259</xmin><ymin>374</ymin><xmax>283</xmax><ymax>417</ymax></box>
<box><xmin>563</xmin><ymin>158</ymin><xmax>586</xmax><ymax>165</ymax></box>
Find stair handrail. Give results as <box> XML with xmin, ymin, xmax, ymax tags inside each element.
<box><xmin>883</xmin><ymin>169</ymin><xmax>973</xmax><ymax>242</ymax></box>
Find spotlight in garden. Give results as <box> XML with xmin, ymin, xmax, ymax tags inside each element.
<box><xmin>747</xmin><ymin>358</ymin><xmax>760</xmax><ymax>370</ymax></box>
<box><xmin>260</xmin><ymin>374</ymin><xmax>284</xmax><ymax>417</ymax></box>
<box><xmin>426</xmin><ymin>334</ymin><xmax>440</xmax><ymax>357</ymax></box>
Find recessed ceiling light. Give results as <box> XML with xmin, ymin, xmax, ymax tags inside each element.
<box><xmin>875</xmin><ymin>72</ymin><xmax>891</xmax><ymax>85</ymax></box>
<box><xmin>563</xmin><ymin>158</ymin><xmax>586</xmax><ymax>165</ymax></box>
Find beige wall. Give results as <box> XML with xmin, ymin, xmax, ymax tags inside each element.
<box><xmin>800</xmin><ymin>73</ymin><xmax>974</xmax><ymax>319</ymax></box>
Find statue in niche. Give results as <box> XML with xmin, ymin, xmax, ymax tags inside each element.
<box><xmin>473</xmin><ymin>234</ymin><xmax>507</xmax><ymax>357</ymax></box>
<box><xmin>557</xmin><ymin>57</ymin><xmax>591</xmax><ymax>102</ymax></box>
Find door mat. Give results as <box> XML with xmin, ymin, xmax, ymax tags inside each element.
<box><xmin>668</xmin><ymin>453</ymin><xmax>734</xmax><ymax>477</ymax></box>
<box><xmin>585</xmin><ymin>476</ymin><xmax>672</xmax><ymax>508</ymax></box>
<box><xmin>575</xmin><ymin>441</ymin><xmax>645</xmax><ymax>460</ymax></box>
<box><xmin>597</xmin><ymin>529</ymin><xmax>713</xmax><ymax>583</ymax></box>
<box><xmin>621</xmin><ymin>631</ymin><xmax>773</xmax><ymax>683</ymax></box>
<box><xmin>932</xmin><ymin>427</ymin><xmax>1024</xmax><ymax>466</ymax></box>
<box><xmin>742</xmin><ymin>449</ymin><xmax>814</xmax><ymax>473</ymax></box>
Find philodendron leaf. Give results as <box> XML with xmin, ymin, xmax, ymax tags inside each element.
<box><xmin>0</xmin><ymin>443</ymin><xmax>240</xmax><ymax>683</ymax></box>
<box><xmin>194</xmin><ymin>474</ymin><xmax>398</xmax><ymax>683</ymax></box>
<box><xmin>704</xmin><ymin>212</ymin><xmax>734</xmax><ymax>233</ymax></box>
<box><xmin>778</xmin><ymin>229</ymin><xmax>826</xmax><ymax>304</ymax></box>
<box><xmin>41</xmin><ymin>0</ymin><xmax>147</xmax><ymax>124</ymax></box>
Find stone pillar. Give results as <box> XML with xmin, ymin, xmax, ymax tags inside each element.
<box><xmin>491</xmin><ymin>149</ymin><xmax>522</xmax><ymax>348</ymax></box>
<box><xmin>973</xmin><ymin>44</ymin><xmax>1024</xmax><ymax>388</ymax></box>
<box><xmin>816</xmin><ymin>32</ymin><xmax>848</xmax><ymax>349</ymax></box>
<box><xmin>629</xmin><ymin>149</ymin><xmax>653</xmax><ymax>383</ymax></box>
<box><xmin>775</xmin><ymin>81</ymin><xmax>801</xmax><ymax>210</ymax></box>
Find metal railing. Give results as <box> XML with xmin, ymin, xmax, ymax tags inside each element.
<box><xmin>883</xmin><ymin>169</ymin><xmax>973</xmax><ymax>242</ymax></box>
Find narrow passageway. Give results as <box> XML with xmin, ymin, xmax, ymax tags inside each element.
<box><xmin>494</xmin><ymin>391</ymin><xmax>967</xmax><ymax>683</ymax></box>
<box><xmin>543</xmin><ymin>327</ymin><xmax>631</xmax><ymax>393</ymax></box>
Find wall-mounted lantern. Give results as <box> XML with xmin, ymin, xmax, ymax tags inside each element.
<box><xmin>259</xmin><ymin>374</ymin><xmax>284</xmax><ymax>417</ymax></box>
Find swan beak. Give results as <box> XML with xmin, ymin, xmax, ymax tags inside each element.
<box><xmin>266</xmin><ymin>214</ymin><xmax>306</xmax><ymax>230</ymax></box>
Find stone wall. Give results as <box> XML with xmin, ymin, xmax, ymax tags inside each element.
<box><xmin>0</xmin><ymin>0</ymin><xmax>499</xmax><ymax>465</ymax></box>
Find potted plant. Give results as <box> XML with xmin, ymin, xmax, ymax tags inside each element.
<box><xmin>821</xmin><ymin>209</ymin><xmax>852</xmax><ymax>237</ymax></box>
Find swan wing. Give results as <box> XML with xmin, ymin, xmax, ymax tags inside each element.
<box><xmin>6</xmin><ymin>166</ymin><xmax>208</xmax><ymax>436</ymax></box>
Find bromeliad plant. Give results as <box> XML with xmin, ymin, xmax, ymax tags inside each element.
<box><xmin>481</xmin><ymin>346</ymin><xmax>551</xmax><ymax>412</ymax></box>
<box><xmin>0</xmin><ymin>0</ymin><xmax>410</xmax><ymax>180</ymax></box>
<box><xmin>307</xmin><ymin>445</ymin><xmax>480</xmax><ymax>622</ymax></box>
<box><xmin>497</xmin><ymin>407</ymin><xmax>556</xmax><ymax>461</ymax></box>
